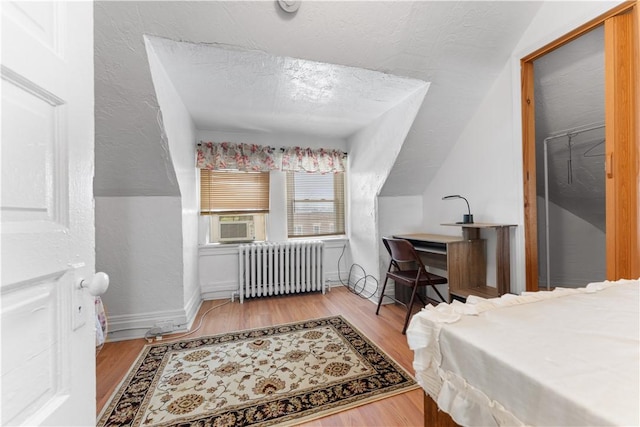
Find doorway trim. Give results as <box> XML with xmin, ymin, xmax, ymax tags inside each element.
<box><xmin>521</xmin><ymin>1</ymin><xmax>639</xmax><ymax>291</ymax></box>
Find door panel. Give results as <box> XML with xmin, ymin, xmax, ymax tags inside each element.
<box><xmin>1</xmin><ymin>1</ymin><xmax>95</xmax><ymax>425</ymax></box>
<box><xmin>1</xmin><ymin>273</ymin><xmax>69</xmax><ymax>425</ymax></box>
<box><xmin>605</xmin><ymin>8</ymin><xmax>639</xmax><ymax>280</ymax></box>
<box><xmin>1</xmin><ymin>68</ymin><xmax>67</xmax><ymax>231</ymax></box>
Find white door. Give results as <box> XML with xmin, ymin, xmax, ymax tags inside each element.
<box><xmin>1</xmin><ymin>1</ymin><xmax>96</xmax><ymax>425</ymax></box>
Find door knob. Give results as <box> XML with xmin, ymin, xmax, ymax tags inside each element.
<box><xmin>79</xmin><ymin>272</ymin><xmax>110</xmax><ymax>296</ymax></box>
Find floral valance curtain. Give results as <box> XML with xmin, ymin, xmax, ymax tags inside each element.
<box><xmin>281</xmin><ymin>147</ymin><xmax>346</xmax><ymax>174</ymax></box>
<box><xmin>197</xmin><ymin>142</ymin><xmax>347</xmax><ymax>173</ymax></box>
<box><xmin>196</xmin><ymin>142</ymin><xmax>278</xmax><ymax>172</ymax></box>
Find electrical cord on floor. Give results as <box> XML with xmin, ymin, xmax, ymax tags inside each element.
<box><xmin>336</xmin><ymin>243</ymin><xmax>349</xmax><ymax>284</ymax></box>
<box><xmin>336</xmin><ymin>243</ymin><xmax>379</xmax><ymax>299</ymax></box>
<box><xmin>144</xmin><ymin>299</ymin><xmax>231</xmax><ymax>343</ymax></box>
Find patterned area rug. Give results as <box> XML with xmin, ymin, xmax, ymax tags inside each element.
<box><xmin>98</xmin><ymin>316</ymin><xmax>418</xmax><ymax>426</ymax></box>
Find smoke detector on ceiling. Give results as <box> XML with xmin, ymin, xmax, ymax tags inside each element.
<box><xmin>278</xmin><ymin>0</ymin><xmax>300</xmax><ymax>13</ymax></box>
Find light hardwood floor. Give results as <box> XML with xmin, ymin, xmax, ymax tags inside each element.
<box><xmin>96</xmin><ymin>286</ymin><xmax>425</xmax><ymax>426</ymax></box>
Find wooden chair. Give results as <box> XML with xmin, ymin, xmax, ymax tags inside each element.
<box><xmin>376</xmin><ymin>237</ymin><xmax>447</xmax><ymax>334</ymax></box>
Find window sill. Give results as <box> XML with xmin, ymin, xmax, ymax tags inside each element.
<box><xmin>288</xmin><ymin>235</ymin><xmax>348</xmax><ymax>242</ymax></box>
<box><xmin>199</xmin><ymin>236</ymin><xmax>348</xmax><ymax>254</ymax></box>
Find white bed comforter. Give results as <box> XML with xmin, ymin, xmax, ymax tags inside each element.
<box><xmin>406</xmin><ymin>279</ymin><xmax>640</xmax><ymax>427</ymax></box>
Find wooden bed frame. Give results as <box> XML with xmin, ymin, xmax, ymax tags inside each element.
<box><xmin>424</xmin><ymin>394</ymin><xmax>459</xmax><ymax>427</ymax></box>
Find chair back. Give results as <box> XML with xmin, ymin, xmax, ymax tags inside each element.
<box><xmin>382</xmin><ymin>237</ymin><xmax>423</xmax><ymax>268</ymax></box>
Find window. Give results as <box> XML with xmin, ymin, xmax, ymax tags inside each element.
<box><xmin>286</xmin><ymin>171</ymin><xmax>345</xmax><ymax>237</ymax></box>
<box><xmin>200</xmin><ymin>170</ymin><xmax>269</xmax><ymax>242</ymax></box>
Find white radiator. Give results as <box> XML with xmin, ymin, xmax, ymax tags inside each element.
<box><xmin>238</xmin><ymin>241</ymin><xmax>325</xmax><ymax>303</ymax></box>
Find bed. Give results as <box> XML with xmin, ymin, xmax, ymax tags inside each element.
<box><xmin>406</xmin><ymin>278</ymin><xmax>640</xmax><ymax>426</ymax></box>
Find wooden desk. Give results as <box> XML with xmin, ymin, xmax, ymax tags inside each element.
<box><xmin>442</xmin><ymin>223</ymin><xmax>516</xmax><ymax>299</ymax></box>
<box><xmin>395</xmin><ymin>223</ymin><xmax>515</xmax><ymax>301</ymax></box>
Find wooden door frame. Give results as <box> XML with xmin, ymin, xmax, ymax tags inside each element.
<box><xmin>521</xmin><ymin>1</ymin><xmax>639</xmax><ymax>291</ymax></box>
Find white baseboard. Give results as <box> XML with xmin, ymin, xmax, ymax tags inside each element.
<box><xmin>200</xmin><ymin>280</ymin><xmax>238</xmax><ymax>301</ymax></box>
<box><xmin>184</xmin><ymin>286</ymin><xmax>203</xmax><ymax>330</ymax></box>
<box><xmin>107</xmin><ymin>307</ymin><xmax>189</xmax><ymax>342</ymax></box>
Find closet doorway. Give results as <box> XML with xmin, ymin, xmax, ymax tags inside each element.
<box><xmin>534</xmin><ymin>26</ymin><xmax>606</xmax><ymax>289</ymax></box>
<box><xmin>521</xmin><ymin>2</ymin><xmax>639</xmax><ymax>291</ymax></box>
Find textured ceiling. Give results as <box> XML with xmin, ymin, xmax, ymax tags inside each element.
<box><xmin>534</xmin><ymin>26</ymin><xmax>605</xmax><ymax>231</ymax></box>
<box><xmin>94</xmin><ymin>1</ymin><xmax>543</xmax><ymax>197</ymax></box>
<box><xmin>146</xmin><ymin>36</ymin><xmax>428</xmax><ymax>138</ymax></box>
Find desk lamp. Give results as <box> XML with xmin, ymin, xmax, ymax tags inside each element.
<box><xmin>442</xmin><ymin>195</ymin><xmax>474</xmax><ymax>224</ymax></box>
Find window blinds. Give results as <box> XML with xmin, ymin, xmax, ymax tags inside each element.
<box><xmin>286</xmin><ymin>171</ymin><xmax>345</xmax><ymax>237</ymax></box>
<box><xmin>200</xmin><ymin>170</ymin><xmax>270</xmax><ymax>215</ymax></box>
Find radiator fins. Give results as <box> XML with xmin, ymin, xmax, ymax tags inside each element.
<box><xmin>238</xmin><ymin>241</ymin><xmax>325</xmax><ymax>302</ymax></box>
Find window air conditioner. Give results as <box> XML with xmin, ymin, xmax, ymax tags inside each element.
<box><xmin>218</xmin><ymin>216</ymin><xmax>255</xmax><ymax>242</ymax></box>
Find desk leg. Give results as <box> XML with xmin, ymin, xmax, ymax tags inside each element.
<box><xmin>496</xmin><ymin>226</ymin><xmax>511</xmax><ymax>295</ymax></box>
<box><xmin>462</xmin><ymin>228</ymin><xmax>480</xmax><ymax>240</ymax></box>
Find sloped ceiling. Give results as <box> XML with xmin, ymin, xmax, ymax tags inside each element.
<box><xmin>145</xmin><ymin>36</ymin><xmax>428</xmax><ymax>138</ymax></box>
<box><xmin>94</xmin><ymin>1</ymin><xmax>542</xmax><ymax>197</ymax></box>
<box><xmin>534</xmin><ymin>26</ymin><xmax>605</xmax><ymax>230</ymax></box>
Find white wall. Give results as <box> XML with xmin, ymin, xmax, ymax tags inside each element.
<box><xmin>537</xmin><ymin>197</ymin><xmax>606</xmax><ymax>288</ymax></box>
<box><xmin>421</xmin><ymin>0</ymin><xmax>622</xmax><ymax>294</ymax></box>
<box><xmin>377</xmin><ymin>195</ymin><xmax>424</xmax><ymax>299</ymax></box>
<box><xmin>95</xmin><ymin>196</ymin><xmax>186</xmax><ymax>340</ymax></box>
<box><xmin>422</xmin><ymin>61</ymin><xmax>518</xmax><ymax>289</ymax></box>
<box><xmin>378</xmin><ymin>196</ymin><xmax>424</xmax><ymax>239</ymax></box>
<box><xmin>348</xmin><ymin>84</ymin><xmax>429</xmax><ymax>299</ymax></box>
<box><xmin>146</xmin><ymin>37</ymin><xmax>201</xmax><ymax>328</ymax></box>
